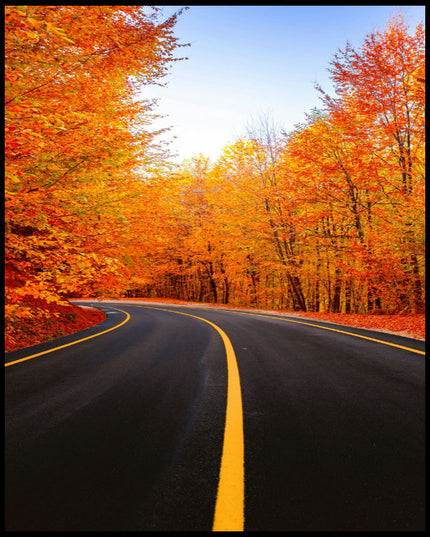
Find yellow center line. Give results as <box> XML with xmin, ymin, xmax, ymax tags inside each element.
<box><xmin>137</xmin><ymin>306</ymin><xmax>244</xmax><ymax>532</ymax></box>
<box><xmin>231</xmin><ymin>310</ymin><xmax>425</xmax><ymax>355</ymax></box>
<box><xmin>4</xmin><ymin>307</ymin><xmax>131</xmax><ymax>367</ymax></box>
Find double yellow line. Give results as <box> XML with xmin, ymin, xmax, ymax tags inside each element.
<box><xmin>139</xmin><ymin>306</ymin><xmax>244</xmax><ymax>532</ymax></box>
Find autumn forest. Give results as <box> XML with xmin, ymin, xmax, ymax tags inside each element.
<box><xmin>5</xmin><ymin>7</ymin><xmax>425</xmax><ymax>350</ymax></box>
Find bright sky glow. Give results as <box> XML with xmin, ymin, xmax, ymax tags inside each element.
<box><xmin>139</xmin><ymin>5</ymin><xmax>425</xmax><ymax>163</ymax></box>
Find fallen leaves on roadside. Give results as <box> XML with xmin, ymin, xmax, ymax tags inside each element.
<box><xmin>296</xmin><ymin>312</ymin><xmax>425</xmax><ymax>341</ymax></box>
<box><xmin>5</xmin><ymin>299</ymin><xmax>106</xmax><ymax>352</ymax></box>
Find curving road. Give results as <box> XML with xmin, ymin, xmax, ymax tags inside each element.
<box><xmin>5</xmin><ymin>301</ymin><xmax>425</xmax><ymax>531</ymax></box>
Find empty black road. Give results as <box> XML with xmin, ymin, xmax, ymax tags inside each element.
<box><xmin>5</xmin><ymin>301</ymin><xmax>425</xmax><ymax>531</ymax></box>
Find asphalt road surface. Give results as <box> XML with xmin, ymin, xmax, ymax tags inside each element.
<box><xmin>5</xmin><ymin>301</ymin><xmax>425</xmax><ymax>531</ymax></box>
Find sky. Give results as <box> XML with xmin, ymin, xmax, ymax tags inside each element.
<box><xmin>139</xmin><ymin>5</ymin><xmax>425</xmax><ymax>164</ymax></box>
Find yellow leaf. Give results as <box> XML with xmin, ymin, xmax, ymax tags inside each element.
<box><xmin>27</xmin><ymin>17</ymin><xmax>40</xmax><ymax>29</ymax></box>
<box><xmin>26</xmin><ymin>30</ymin><xmax>39</xmax><ymax>40</ymax></box>
<box><xmin>52</xmin><ymin>26</ymin><xmax>66</xmax><ymax>35</ymax></box>
<box><xmin>60</xmin><ymin>35</ymin><xmax>75</xmax><ymax>44</ymax></box>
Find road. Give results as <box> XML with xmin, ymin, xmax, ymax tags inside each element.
<box><xmin>4</xmin><ymin>301</ymin><xmax>425</xmax><ymax>531</ymax></box>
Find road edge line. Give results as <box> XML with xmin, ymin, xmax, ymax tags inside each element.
<box><xmin>5</xmin><ymin>307</ymin><xmax>131</xmax><ymax>367</ymax></box>
<box><xmin>231</xmin><ymin>311</ymin><xmax>425</xmax><ymax>355</ymax></box>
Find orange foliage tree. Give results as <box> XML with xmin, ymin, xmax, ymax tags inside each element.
<box><xmin>312</xmin><ymin>15</ymin><xmax>425</xmax><ymax>312</ymax></box>
<box><xmin>130</xmin><ymin>16</ymin><xmax>424</xmax><ymax>314</ymax></box>
<box><xmin>5</xmin><ymin>5</ymin><xmax>186</xmax><ymax>331</ymax></box>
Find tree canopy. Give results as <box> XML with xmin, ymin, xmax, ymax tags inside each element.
<box><xmin>5</xmin><ymin>11</ymin><xmax>425</xmax><ymax>350</ymax></box>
